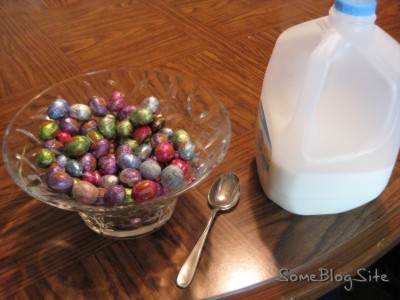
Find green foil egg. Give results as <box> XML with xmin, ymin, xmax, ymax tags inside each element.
<box><xmin>124</xmin><ymin>188</ymin><xmax>135</xmax><ymax>205</ymax></box>
<box><xmin>35</xmin><ymin>148</ymin><xmax>55</xmax><ymax>168</ymax></box>
<box><xmin>130</xmin><ymin>107</ymin><xmax>153</xmax><ymax>125</ymax></box>
<box><xmin>119</xmin><ymin>138</ymin><xmax>139</xmax><ymax>151</ymax></box>
<box><xmin>64</xmin><ymin>135</ymin><xmax>91</xmax><ymax>157</ymax></box>
<box><xmin>99</xmin><ymin>114</ymin><xmax>117</xmax><ymax>139</ymax></box>
<box><xmin>38</xmin><ymin>120</ymin><xmax>59</xmax><ymax>141</ymax></box>
<box><xmin>86</xmin><ymin>130</ymin><xmax>104</xmax><ymax>143</ymax></box>
<box><xmin>117</xmin><ymin>119</ymin><xmax>133</xmax><ymax>138</ymax></box>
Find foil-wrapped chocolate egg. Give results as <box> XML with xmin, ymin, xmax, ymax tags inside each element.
<box><xmin>119</xmin><ymin>168</ymin><xmax>142</xmax><ymax>187</ymax></box>
<box><xmin>161</xmin><ymin>165</ymin><xmax>184</xmax><ymax>190</ymax></box>
<box><xmin>35</xmin><ymin>148</ymin><xmax>55</xmax><ymax>168</ymax></box>
<box><xmin>99</xmin><ymin>114</ymin><xmax>117</xmax><ymax>139</ymax></box>
<box><xmin>155</xmin><ymin>142</ymin><xmax>174</xmax><ymax>163</ymax></box>
<box><xmin>69</xmin><ymin>104</ymin><xmax>92</xmax><ymax>121</ymax></box>
<box><xmin>46</xmin><ymin>163</ymin><xmax>66</xmax><ymax>175</ymax></box>
<box><xmin>116</xmin><ymin>119</ymin><xmax>133</xmax><ymax>138</ymax></box>
<box><xmin>46</xmin><ymin>171</ymin><xmax>74</xmax><ymax>193</ymax></box>
<box><xmin>141</xmin><ymin>96</ymin><xmax>159</xmax><ymax>113</ymax></box>
<box><xmin>130</xmin><ymin>107</ymin><xmax>153</xmax><ymax>125</ymax></box>
<box><xmin>85</xmin><ymin>130</ymin><xmax>103</xmax><ymax>143</ymax></box>
<box><xmin>117</xmin><ymin>153</ymin><xmax>142</xmax><ymax>170</ymax></box>
<box><xmin>178</xmin><ymin>141</ymin><xmax>196</xmax><ymax>161</ymax></box>
<box><xmin>159</xmin><ymin>127</ymin><xmax>174</xmax><ymax>142</ymax></box>
<box><xmin>94</xmin><ymin>187</ymin><xmax>106</xmax><ymax>206</ymax></box>
<box><xmin>47</xmin><ymin>98</ymin><xmax>70</xmax><ymax>120</ymax></box>
<box><xmin>88</xmin><ymin>96</ymin><xmax>108</xmax><ymax>117</ymax></box>
<box><xmin>170</xmin><ymin>158</ymin><xmax>189</xmax><ymax>175</ymax></box>
<box><xmin>119</xmin><ymin>138</ymin><xmax>139</xmax><ymax>151</ymax></box>
<box><xmin>42</xmin><ymin>139</ymin><xmax>63</xmax><ymax>153</ymax></box>
<box><xmin>64</xmin><ymin>135</ymin><xmax>91</xmax><ymax>157</ymax></box>
<box><xmin>98</xmin><ymin>155</ymin><xmax>117</xmax><ymax>175</ymax></box>
<box><xmin>151</xmin><ymin>113</ymin><xmax>165</xmax><ymax>132</ymax></box>
<box><xmin>79</xmin><ymin>153</ymin><xmax>97</xmax><ymax>171</ymax></box>
<box><xmin>139</xmin><ymin>159</ymin><xmax>162</xmax><ymax>180</ymax></box>
<box><xmin>150</xmin><ymin>132</ymin><xmax>167</xmax><ymax>149</ymax></box>
<box><xmin>101</xmin><ymin>174</ymin><xmax>118</xmax><ymax>188</ymax></box>
<box><xmin>56</xmin><ymin>154</ymin><xmax>69</xmax><ymax>167</ymax></box>
<box><xmin>104</xmin><ymin>184</ymin><xmax>126</xmax><ymax>207</ymax></box>
<box><xmin>133</xmin><ymin>125</ymin><xmax>152</xmax><ymax>144</ymax></box>
<box><xmin>65</xmin><ymin>159</ymin><xmax>83</xmax><ymax>177</ymax></box>
<box><xmin>38</xmin><ymin>120</ymin><xmax>59</xmax><ymax>141</ymax></box>
<box><xmin>135</xmin><ymin>144</ymin><xmax>152</xmax><ymax>161</ymax></box>
<box><xmin>57</xmin><ymin>131</ymin><xmax>71</xmax><ymax>143</ymax></box>
<box><xmin>117</xmin><ymin>104</ymin><xmax>136</xmax><ymax>120</ymax></box>
<box><xmin>124</xmin><ymin>188</ymin><xmax>135</xmax><ymax>205</ymax></box>
<box><xmin>82</xmin><ymin>170</ymin><xmax>102</xmax><ymax>187</ymax></box>
<box><xmin>132</xmin><ymin>180</ymin><xmax>161</xmax><ymax>204</ymax></box>
<box><xmin>80</xmin><ymin>119</ymin><xmax>98</xmax><ymax>135</ymax></box>
<box><xmin>59</xmin><ymin>116</ymin><xmax>80</xmax><ymax>135</ymax></box>
<box><xmin>173</xmin><ymin>129</ymin><xmax>190</xmax><ymax>148</ymax></box>
<box><xmin>72</xmin><ymin>181</ymin><xmax>99</xmax><ymax>204</ymax></box>
<box><xmin>107</xmin><ymin>91</ymin><xmax>127</xmax><ymax>112</ymax></box>
<box><xmin>115</xmin><ymin>144</ymin><xmax>133</xmax><ymax>160</ymax></box>
<box><xmin>90</xmin><ymin>138</ymin><xmax>110</xmax><ymax>158</ymax></box>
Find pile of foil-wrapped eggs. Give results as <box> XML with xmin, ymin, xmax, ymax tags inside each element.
<box><xmin>34</xmin><ymin>92</ymin><xmax>196</xmax><ymax>207</ymax></box>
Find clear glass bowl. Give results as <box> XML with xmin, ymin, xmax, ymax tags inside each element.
<box><xmin>2</xmin><ymin>68</ymin><xmax>231</xmax><ymax>238</ymax></box>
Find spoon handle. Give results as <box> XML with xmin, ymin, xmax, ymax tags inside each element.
<box><xmin>176</xmin><ymin>208</ymin><xmax>219</xmax><ymax>288</ymax></box>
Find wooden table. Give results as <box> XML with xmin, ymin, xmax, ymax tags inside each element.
<box><xmin>1</xmin><ymin>1</ymin><xmax>399</xmax><ymax>299</ymax></box>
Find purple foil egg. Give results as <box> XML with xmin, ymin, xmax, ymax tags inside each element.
<box><xmin>98</xmin><ymin>155</ymin><xmax>117</xmax><ymax>175</ymax></box>
<box><xmin>46</xmin><ymin>171</ymin><xmax>74</xmax><ymax>193</ymax></box>
<box><xmin>104</xmin><ymin>184</ymin><xmax>126</xmax><ymax>207</ymax></box>
<box><xmin>119</xmin><ymin>168</ymin><xmax>142</xmax><ymax>187</ymax></box>
<box><xmin>42</xmin><ymin>139</ymin><xmax>64</xmax><ymax>153</ymax></box>
<box><xmin>117</xmin><ymin>104</ymin><xmax>137</xmax><ymax>120</ymax></box>
<box><xmin>80</xmin><ymin>119</ymin><xmax>98</xmax><ymax>135</ymax></box>
<box><xmin>79</xmin><ymin>153</ymin><xmax>97</xmax><ymax>172</ymax></box>
<box><xmin>117</xmin><ymin>153</ymin><xmax>142</xmax><ymax>170</ymax></box>
<box><xmin>94</xmin><ymin>188</ymin><xmax>106</xmax><ymax>206</ymax></box>
<box><xmin>115</xmin><ymin>144</ymin><xmax>133</xmax><ymax>160</ymax></box>
<box><xmin>72</xmin><ymin>181</ymin><xmax>99</xmax><ymax>204</ymax></box>
<box><xmin>46</xmin><ymin>163</ymin><xmax>66</xmax><ymax>176</ymax></box>
<box><xmin>150</xmin><ymin>132</ymin><xmax>168</xmax><ymax>149</ymax></box>
<box><xmin>107</xmin><ymin>91</ymin><xmax>127</xmax><ymax>112</ymax></box>
<box><xmin>90</xmin><ymin>139</ymin><xmax>110</xmax><ymax>158</ymax></box>
<box><xmin>82</xmin><ymin>170</ymin><xmax>102</xmax><ymax>187</ymax></box>
<box><xmin>59</xmin><ymin>116</ymin><xmax>81</xmax><ymax>135</ymax></box>
<box><xmin>88</xmin><ymin>96</ymin><xmax>108</xmax><ymax>117</ymax></box>
<box><xmin>132</xmin><ymin>125</ymin><xmax>152</xmax><ymax>144</ymax></box>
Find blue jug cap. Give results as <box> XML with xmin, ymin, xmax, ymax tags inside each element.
<box><xmin>334</xmin><ymin>0</ymin><xmax>376</xmax><ymax>16</ymax></box>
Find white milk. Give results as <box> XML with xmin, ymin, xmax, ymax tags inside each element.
<box><xmin>256</xmin><ymin>0</ymin><xmax>400</xmax><ymax>215</ymax></box>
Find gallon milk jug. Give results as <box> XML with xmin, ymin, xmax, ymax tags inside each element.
<box><xmin>256</xmin><ymin>0</ymin><xmax>400</xmax><ymax>215</ymax></box>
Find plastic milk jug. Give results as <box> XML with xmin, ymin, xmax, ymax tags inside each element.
<box><xmin>256</xmin><ymin>0</ymin><xmax>400</xmax><ymax>215</ymax></box>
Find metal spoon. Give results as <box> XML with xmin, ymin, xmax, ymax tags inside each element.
<box><xmin>176</xmin><ymin>172</ymin><xmax>240</xmax><ymax>288</ymax></box>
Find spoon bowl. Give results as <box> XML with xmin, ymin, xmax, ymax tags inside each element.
<box><xmin>208</xmin><ymin>172</ymin><xmax>240</xmax><ymax>210</ymax></box>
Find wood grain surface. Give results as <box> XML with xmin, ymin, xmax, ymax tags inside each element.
<box><xmin>1</xmin><ymin>0</ymin><xmax>399</xmax><ymax>299</ymax></box>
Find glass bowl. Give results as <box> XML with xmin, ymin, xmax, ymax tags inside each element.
<box><xmin>2</xmin><ymin>68</ymin><xmax>231</xmax><ymax>238</ymax></box>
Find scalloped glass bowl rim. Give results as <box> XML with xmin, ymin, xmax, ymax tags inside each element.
<box><xmin>2</xmin><ymin>67</ymin><xmax>232</xmax><ymax>213</ymax></box>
